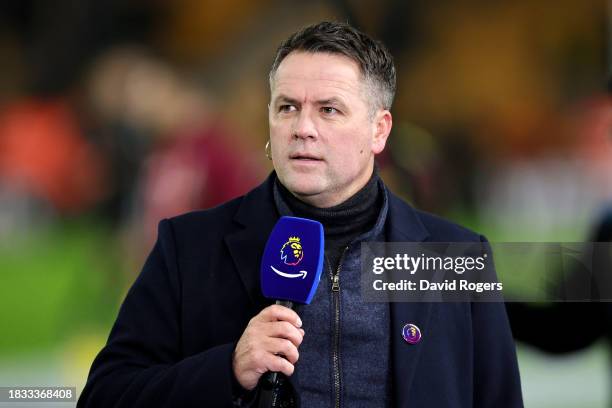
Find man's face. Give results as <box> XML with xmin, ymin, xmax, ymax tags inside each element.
<box><xmin>269</xmin><ymin>51</ymin><xmax>391</xmax><ymax>208</ymax></box>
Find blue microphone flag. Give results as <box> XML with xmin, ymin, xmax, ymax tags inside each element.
<box><xmin>260</xmin><ymin>216</ymin><xmax>324</xmax><ymax>304</ymax></box>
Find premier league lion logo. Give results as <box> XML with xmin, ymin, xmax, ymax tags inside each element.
<box><xmin>280</xmin><ymin>236</ymin><xmax>304</xmax><ymax>266</ymax></box>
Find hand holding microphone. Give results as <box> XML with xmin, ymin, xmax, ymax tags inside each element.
<box><xmin>232</xmin><ymin>217</ymin><xmax>324</xmax><ymax>402</ymax></box>
<box><xmin>233</xmin><ymin>304</ymin><xmax>305</xmax><ymax>390</ymax></box>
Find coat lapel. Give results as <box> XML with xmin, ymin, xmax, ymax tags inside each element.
<box><xmin>386</xmin><ymin>192</ymin><xmax>433</xmax><ymax>408</ymax></box>
<box><xmin>224</xmin><ymin>173</ymin><xmax>303</xmax><ymax>396</ymax></box>
<box><xmin>224</xmin><ymin>174</ymin><xmax>279</xmax><ymax>307</ymax></box>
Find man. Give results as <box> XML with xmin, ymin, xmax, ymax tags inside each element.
<box><xmin>78</xmin><ymin>22</ymin><xmax>523</xmax><ymax>407</ymax></box>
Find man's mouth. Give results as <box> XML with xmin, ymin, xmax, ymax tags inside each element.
<box><xmin>290</xmin><ymin>153</ymin><xmax>323</xmax><ymax>161</ymax></box>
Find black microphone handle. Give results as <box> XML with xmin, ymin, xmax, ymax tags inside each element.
<box><xmin>275</xmin><ymin>299</ymin><xmax>294</xmax><ymax>308</ymax></box>
<box><xmin>270</xmin><ymin>300</ymin><xmax>293</xmax><ymax>384</ymax></box>
<box><xmin>258</xmin><ymin>299</ymin><xmax>295</xmax><ymax>408</ymax></box>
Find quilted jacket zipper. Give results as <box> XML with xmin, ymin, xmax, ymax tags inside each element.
<box><xmin>330</xmin><ymin>246</ymin><xmax>349</xmax><ymax>408</ymax></box>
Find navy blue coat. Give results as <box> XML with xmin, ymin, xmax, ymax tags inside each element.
<box><xmin>78</xmin><ymin>175</ymin><xmax>523</xmax><ymax>407</ymax></box>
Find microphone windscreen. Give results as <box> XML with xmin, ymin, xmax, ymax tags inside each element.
<box><xmin>260</xmin><ymin>216</ymin><xmax>324</xmax><ymax>304</ymax></box>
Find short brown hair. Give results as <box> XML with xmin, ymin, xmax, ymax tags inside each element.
<box><xmin>269</xmin><ymin>21</ymin><xmax>396</xmax><ymax>111</ymax></box>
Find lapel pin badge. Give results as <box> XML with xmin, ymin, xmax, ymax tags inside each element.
<box><xmin>402</xmin><ymin>323</ymin><xmax>422</xmax><ymax>344</ymax></box>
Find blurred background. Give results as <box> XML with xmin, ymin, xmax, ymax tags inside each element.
<box><xmin>0</xmin><ymin>0</ymin><xmax>611</xmax><ymax>406</ymax></box>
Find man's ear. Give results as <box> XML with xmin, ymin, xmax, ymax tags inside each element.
<box><xmin>372</xmin><ymin>110</ymin><xmax>392</xmax><ymax>154</ymax></box>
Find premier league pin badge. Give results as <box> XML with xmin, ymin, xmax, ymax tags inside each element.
<box><xmin>402</xmin><ymin>323</ymin><xmax>422</xmax><ymax>344</ymax></box>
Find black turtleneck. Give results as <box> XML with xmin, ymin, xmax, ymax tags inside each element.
<box><xmin>273</xmin><ymin>169</ymin><xmax>383</xmax><ymax>271</ymax></box>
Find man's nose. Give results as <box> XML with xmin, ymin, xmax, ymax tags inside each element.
<box><xmin>292</xmin><ymin>111</ymin><xmax>318</xmax><ymax>140</ymax></box>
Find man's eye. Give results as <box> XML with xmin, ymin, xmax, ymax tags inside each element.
<box><xmin>279</xmin><ymin>105</ymin><xmax>297</xmax><ymax>113</ymax></box>
<box><xmin>321</xmin><ymin>107</ymin><xmax>338</xmax><ymax>115</ymax></box>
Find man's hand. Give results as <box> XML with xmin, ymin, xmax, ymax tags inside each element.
<box><xmin>232</xmin><ymin>304</ymin><xmax>305</xmax><ymax>390</ymax></box>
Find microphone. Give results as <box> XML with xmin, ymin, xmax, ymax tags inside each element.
<box><xmin>261</xmin><ymin>216</ymin><xmax>325</xmax><ymax>305</ymax></box>
<box><xmin>258</xmin><ymin>216</ymin><xmax>324</xmax><ymax>407</ymax></box>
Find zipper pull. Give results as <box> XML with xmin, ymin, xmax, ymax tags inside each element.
<box><xmin>331</xmin><ymin>274</ymin><xmax>340</xmax><ymax>292</ymax></box>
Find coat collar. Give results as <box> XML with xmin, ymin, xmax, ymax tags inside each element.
<box><xmin>386</xmin><ymin>190</ymin><xmax>429</xmax><ymax>242</ymax></box>
<box><xmin>225</xmin><ymin>174</ymin><xmax>433</xmax><ymax>407</ymax></box>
